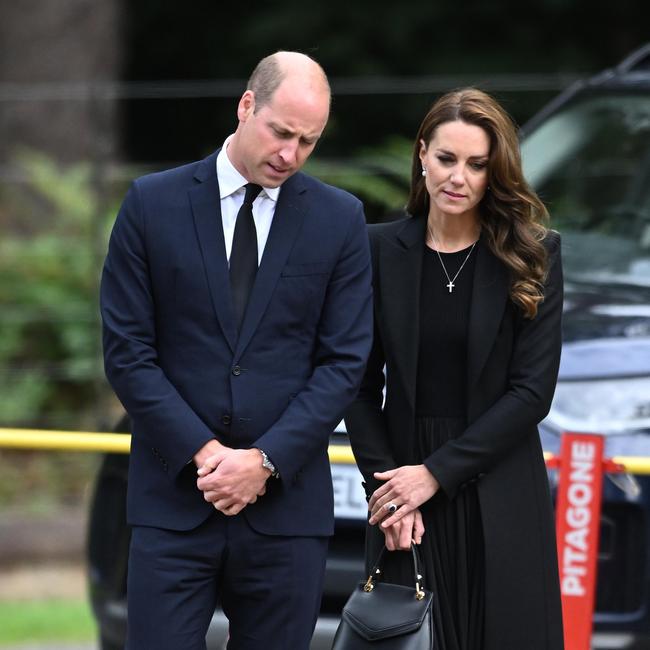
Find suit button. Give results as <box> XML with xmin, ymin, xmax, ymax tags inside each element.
<box><xmin>221</xmin><ymin>414</ymin><xmax>232</xmax><ymax>425</ymax></box>
<box><xmin>232</xmin><ymin>365</ymin><xmax>241</xmax><ymax>376</ymax></box>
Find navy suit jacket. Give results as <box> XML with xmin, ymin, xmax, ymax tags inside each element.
<box><xmin>100</xmin><ymin>150</ymin><xmax>373</xmax><ymax>536</ymax></box>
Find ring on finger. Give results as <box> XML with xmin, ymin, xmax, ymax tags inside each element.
<box><xmin>385</xmin><ymin>502</ymin><xmax>398</xmax><ymax>514</ymax></box>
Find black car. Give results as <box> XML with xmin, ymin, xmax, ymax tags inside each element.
<box><xmin>521</xmin><ymin>43</ymin><xmax>650</xmax><ymax>650</ymax></box>
<box><xmin>88</xmin><ymin>44</ymin><xmax>650</xmax><ymax>649</ymax></box>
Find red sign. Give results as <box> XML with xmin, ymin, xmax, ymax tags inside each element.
<box><xmin>554</xmin><ymin>433</ymin><xmax>604</xmax><ymax>650</ymax></box>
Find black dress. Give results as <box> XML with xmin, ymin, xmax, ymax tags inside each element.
<box><xmin>371</xmin><ymin>242</ymin><xmax>485</xmax><ymax>650</ymax></box>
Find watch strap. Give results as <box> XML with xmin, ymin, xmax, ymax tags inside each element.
<box><xmin>257</xmin><ymin>448</ymin><xmax>279</xmax><ymax>478</ymax></box>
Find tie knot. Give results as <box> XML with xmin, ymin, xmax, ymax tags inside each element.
<box><xmin>243</xmin><ymin>183</ymin><xmax>263</xmax><ymax>205</ymax></box>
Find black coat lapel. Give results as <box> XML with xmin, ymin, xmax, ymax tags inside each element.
<box><xmin>189</xmin><ymin>152</ymin><xmax>238</xmax><ymax>353</ymax></box>
<box><xmin>467</xmin><ymin>236</ymin><xmax>509</xmax><ymax>392</ymax></box>
<box><xmin>380</xmin><ymin>215</ymin><xmax>426</xmax><ymax>408</ymax></box>
<box><xmin>234</xmin><ymin>174</ymin><xmax>306</xmax><ymax>358</ymax></box>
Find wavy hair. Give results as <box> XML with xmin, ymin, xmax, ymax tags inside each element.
<box><xmin>407</xmin><ymin>88</ymin><xmax>549</xmax><ymax>318</ymax></box>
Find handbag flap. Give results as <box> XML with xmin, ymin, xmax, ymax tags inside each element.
<box><xmin>341</xmin><ymin>582</ymin><xmax>433</xmax><ymax>641</ymax></box>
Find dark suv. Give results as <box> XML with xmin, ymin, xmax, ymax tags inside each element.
<box><xmin>88</xmin><ymin>44</ymin><xmax>650</xmax><ymax>649</ymax></box>
<box><xmin>520</xmin><ymin>43</ymin><xmax>650</xmax><ymax>649</ymax></box>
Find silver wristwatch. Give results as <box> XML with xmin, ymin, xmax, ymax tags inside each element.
<box><xmin>257</xmin><ymin>448</ymin><xmax>279</xmax><ymax>478</ymax></box>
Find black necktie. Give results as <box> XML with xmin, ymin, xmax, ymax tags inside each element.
<box><xmin>230</xmin><ymin>183</ymin><xmax>262</xmax><ymax>329</ymax></box>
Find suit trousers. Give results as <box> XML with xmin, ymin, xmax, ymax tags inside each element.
<box><xmin>126</xmin><ymin>510</ymin><xmax>329</xmax><ymax>650</ymax></box>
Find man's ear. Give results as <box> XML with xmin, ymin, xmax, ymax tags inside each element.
<box><xmin>237</xmin><ymin>90</ymin><xmax>256</xmax><ymax>122</ymax></box>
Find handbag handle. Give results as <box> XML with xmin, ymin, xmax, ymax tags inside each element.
<box><xmin>363</xmin><ymin>544</ymin><xmax>426</xmax><ymax>601</ymax></box>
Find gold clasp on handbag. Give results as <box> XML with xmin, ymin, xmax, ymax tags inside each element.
<box><xmin>363</xmin><ymin>568</ymin><xmax>381</xmax><ymax>592</ymax></box>
<box><xmin>415</xmin><ymin>573</ymin><xmax>425</xmax><ymax>600</ymax></box>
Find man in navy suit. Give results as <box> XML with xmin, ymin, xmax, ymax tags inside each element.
<box><xmin>100</xmin><ymin>51</ymin><xmax>373</xmax><ymax>649</ymax></box>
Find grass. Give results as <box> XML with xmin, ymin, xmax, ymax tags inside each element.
<box><xmin>0</xmin><ymin>599</ymin><xmax>96</xmax><ymax>645</ymax></box>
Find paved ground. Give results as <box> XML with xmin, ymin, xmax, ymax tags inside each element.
<box><xmin>0</xmin><ymin>509</ymin><xmax>86</xmax><ymax>570</ymax></box>
<box><xmin>0</xmin><ymin>563</ymin><xmax>86</xmax><ymax>601</ymax></box>
<box><xmin>0</xmin><ymin>505</ymin><xmax>87</xmax><ymax>601</ymax></box>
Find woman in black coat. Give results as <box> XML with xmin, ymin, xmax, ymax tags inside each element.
<box><xmin>345</xmin><ymin>88</ymin><xmax>564</xmax><ymax>649</ymax></box>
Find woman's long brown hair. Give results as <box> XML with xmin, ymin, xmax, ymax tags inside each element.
<box><xmin>407</xmin><ymin>88</ymin><xmax>549</xmax><ymax>319</ymax></box>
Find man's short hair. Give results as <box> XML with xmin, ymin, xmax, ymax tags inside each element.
<box><xmin>246</xmin><ymin>52</ymin><xmax>330</xmax><ymax>112</ymax></box>
<box><xmin>246</xmin><ymin>55</ymin><xmax>285</xmax><ymax>112</ymax></box>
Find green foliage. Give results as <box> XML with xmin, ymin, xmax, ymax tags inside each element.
<box><xmin>0</xmin><ymin>151</ymin><xmax>122</xmax><ymax>430</ymax></box>
<box><xmin>0</xmin><ymin>599</ymin><xmax>96</xmax><ymax>644</ymax></box>
<box><xmin>306</xmin><ymin>136</ymin><xmax>412</xmax><ymax>221</ymax></box>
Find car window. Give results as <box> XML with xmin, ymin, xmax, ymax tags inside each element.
<box><xmin>522</xmin><ymin>94</ymin><xmax>650</xmax><ymax>287</ymax></box>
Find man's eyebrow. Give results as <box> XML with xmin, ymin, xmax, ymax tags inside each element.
<box><xmin>269</xmin><ymin>121</ymin><xmax>293</xmax><ymax>133</ymax></box>
<box><xmin>270</xmin><ymin>121</ymin><xmax>321</xmax><ymax>142</ymax></box>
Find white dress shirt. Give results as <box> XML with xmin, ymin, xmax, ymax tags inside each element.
<box><xmin>216</xmin><ymin>136</ymin><xmax>280</xmax><ymax>265</ymax></box>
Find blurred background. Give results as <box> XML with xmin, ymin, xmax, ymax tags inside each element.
<box><xmin>0</xmin><ymin>0</ymin><xmax>647</xmax><ymax>645</ymax></box>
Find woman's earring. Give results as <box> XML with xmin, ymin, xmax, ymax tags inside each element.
<box><xmin>421</xmin><ymin>166</ymin><xmax>426</xmax><ymax>177</ymax></box>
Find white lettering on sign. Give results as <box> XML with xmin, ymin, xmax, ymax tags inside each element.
<box><xmin>561</xmin><ymin>441</ymin><xmax>596</xmax><ymax>598</ymax></box>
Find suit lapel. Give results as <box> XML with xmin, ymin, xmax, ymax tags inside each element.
<box><xmin>189</xmin><ymin>152</ymin><xmax>238</xmax><ymax>353</ymax></box>
<box><xmin>235</xmin><ymin>174</ymin><xmax>307</xmax><ymax>358</ymax></box>
<box><xmin>380</xmin><ymin>215</ymin><xmax>426</xmax><ymax>408</ymax></box>
<box><xmin>467</xmin><ymin>236</ymin><xmax>509</xmax><ymax>392</ymax></box>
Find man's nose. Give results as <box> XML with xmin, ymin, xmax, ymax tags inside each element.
<box><xmin>278</xmin><ymin>140</ymin><xmax>298</xmax><ymax>166</ymax></box>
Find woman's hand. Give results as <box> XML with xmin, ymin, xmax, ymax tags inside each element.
<box><xmin>381</xmin><ymin>508</ymin><xmax>425</xmax><ymax>551</ymax></box>
<box><xmin>369</xmin><ymin>464</ymin><xmax>439</xmax><ymax>528</ymax></box>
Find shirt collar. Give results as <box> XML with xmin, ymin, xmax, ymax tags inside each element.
<box><xmin>216</xmin><ymin>135</ymin><xmax>280</xmax><ymax>202</ymax></box>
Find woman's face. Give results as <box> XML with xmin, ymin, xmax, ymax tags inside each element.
<box><xmin>419</xmin><ymin>120</ymin><xmax>490</xmax><ymax>220</ymax></box>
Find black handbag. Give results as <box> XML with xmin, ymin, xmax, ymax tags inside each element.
<box><xmin>331</xmin><ymin>544</ymin><xmax>435</xmax><ymax>649</ymax></box>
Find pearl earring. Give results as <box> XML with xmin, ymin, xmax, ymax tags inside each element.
<box><xmin>421</xmin><ymin>167</ymin><xmax>426</xmax><ymax>177</ymax></box>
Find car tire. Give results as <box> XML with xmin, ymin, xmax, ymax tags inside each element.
<box><xmin>100</xmin><ymin>634</ymin><xmax>123</xmax><ymax>650</ymax></box>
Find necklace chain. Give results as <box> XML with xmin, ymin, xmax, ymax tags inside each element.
<box><xmin>427</xmin><ymin>227</ymin><xmax>477</xmax><ymax>293</ymax></box>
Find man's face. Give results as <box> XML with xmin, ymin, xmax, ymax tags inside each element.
<box><xmin>229</xmin><ymin>77</ymin><xmax>330</xmax><ymax>188</ymax></box>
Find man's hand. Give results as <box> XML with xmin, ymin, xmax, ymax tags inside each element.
<box><xmin>193</xmin><ymin>438</ymin><xmax>229</xmax><ymax>470</ymax></box>
<box><xmin>196</xmin><ymin>448</ymin><xmax>269</xmax><ymax>516</ymax></box>
<box><xmin>381</xmin><ymin>508</ymin><xmax>425</xmax><ymax>551</ymax></box>
<box><xmin>368</xmin><ymin>464</ymin><xmax>439</xmax><ymax>528</ymax></box>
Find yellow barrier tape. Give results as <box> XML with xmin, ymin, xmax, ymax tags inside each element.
<box><xmin>542</xmin><ymin>451</ymin><xmax>650</xmax><ymax>474</ymax></box>
<box><xmin>0</xmin><ymin>428</ymin><xmax>131</xmax><ymax>453</ymax></box>
<box><xmin>1</xmin><ymin>428</ymin><xmax>650</xmax><ymax>474</ymax></box>
<box><xmin>328</xmin><ymin>445</ymin><xmax>356</xmax><ymax>464</ymax></box>
<box><xmin>0</xmin><ymin>428</ymin><xmax>358</xmax><ymax>463</ymax></box>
